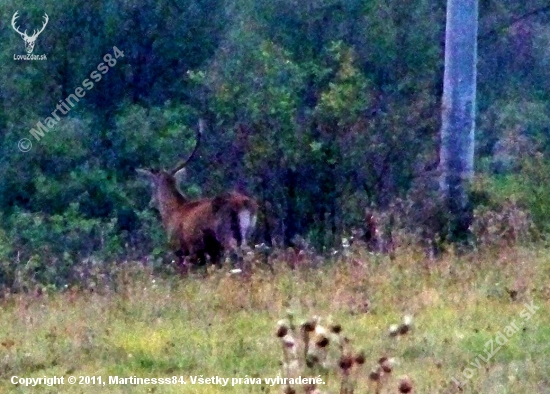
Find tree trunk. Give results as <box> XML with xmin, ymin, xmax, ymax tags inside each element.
<box><xmin>439</xmin><ymin>0</ymin><xmax>478</xmax><ymax>242</ymax></box>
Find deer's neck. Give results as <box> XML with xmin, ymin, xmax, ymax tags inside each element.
<box><xmin>157</xmin><ymin>182</ymin><xmax>189</xmax><ymax>223</ymax></box>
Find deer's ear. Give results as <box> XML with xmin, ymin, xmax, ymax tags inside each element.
<box><xmin>172</xmin><ymin>168</ymin><xmax>187</xmax><ymax>198</ymax></box>
<box><xmin>136</xmin><ymin>168</ymin><xmax>155</xmax><ymax>182</ymax></box>
<box><xmin>173</xmin><ymin>167</ymin><xmax>187</xmax><ymax>181</ymax></box>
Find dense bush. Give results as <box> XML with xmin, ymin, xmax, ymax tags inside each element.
<box><xmin>2</xmin><ymin>0</ymin><xmax>550</xmax><ymax>287</ymax></box>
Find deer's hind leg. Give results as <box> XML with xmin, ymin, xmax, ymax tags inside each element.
<box><xmin>202</xmin><ymin>229</ymin><xmax>224</xmax><ymax>268</ymax></box>
<box><xmin>173</xmin><ymin>246</ymin><xmax>191</xmax><ymax>275</ymax></box>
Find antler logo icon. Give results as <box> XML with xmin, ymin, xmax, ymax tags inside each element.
<box><xmin>11</xmin><ymin>11</ymin><xmax>49</xmax><ymax>54</ymax></box>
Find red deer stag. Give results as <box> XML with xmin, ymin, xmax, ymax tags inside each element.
<box><xmin>136</xmin><ymin>120</ymin><xmax>258</xmax><ymax>269</ymax></box>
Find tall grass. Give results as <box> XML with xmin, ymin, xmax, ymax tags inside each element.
<box><xmin>0</xmin><ymin>245</ymin><xmax>549</xmax><ymax>393</ymax></box>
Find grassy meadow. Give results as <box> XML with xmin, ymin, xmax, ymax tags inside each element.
<box><xmin>0</xmin><ymin>246</ymin><xmax>549</xmax><ymax>393</ymax></box>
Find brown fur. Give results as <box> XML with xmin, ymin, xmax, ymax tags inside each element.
<box><xmin>138</xmin><ymin>169</ymin><xmax>257</xmax><ymax>268</ymax></box>
<box><xmin>137</xmin><ymin>120</ymin><xmax>257</xmax><ymax>269</ymax></box>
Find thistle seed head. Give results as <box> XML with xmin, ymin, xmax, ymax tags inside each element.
<box><xmin>329</xmin><ymin>323</ymin><xmax>342</xmax><ymax>334</ymax></box>
<box><xmin>354</xmin><ymin>351</ymin><xmax>366</xmax><ymax>365</ymax></box>
<box><xmin>368</xmin><ymin>366</ymin><xmax>382</xmax><ymax>381</ymax></box>
<box><xmin>276</xmin><ymin>320</ymin><xmax>289</xmax><ymax>338</ymax></box>
<box><xmin>314</xmin><ymin>334</ymin><xmax>330</xmax><ymax>348</ymax></box>
<box><xmin>398</xmin><ymin>323</ymin><xmax>410</xmax><ymax>335</ymax></box>
<box><xmin>338</xmin><ymin>354</ymin><xmax>354</xmax><ymax>371</ymax></box>
<box><xmin>389</xmin><ymin>324</ymin><xmax>400</xmax><ymax>337</ymax></box>
<box><xmin>379</xmin><ymin>356</ymin><xmax>393</xmax><ymax>373</ymax></box>
<box><xmin>302</xmin><ymin>319</ymin><xmax>317</xmax><ymax>332</ymax></box>
<box><xmin>398</xmin><ymin>376</ymin><xmax>413</xmax><ymax>393</ymax></box>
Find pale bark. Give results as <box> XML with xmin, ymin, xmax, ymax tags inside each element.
<box><xmin>439</xmin><ymin>0</ymin><xmax>478</xmax><ymax>239</ymax></box>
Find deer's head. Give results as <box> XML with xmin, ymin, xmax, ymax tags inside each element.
<box><xmin>12</xmin><ymin>11</ymin><xmax>49</xmax><ymax>54</ymax></box>
<box><xmin>136</xmin><ymin>120</ymin><xmax>204</xmax><ymax>210</ymax></box>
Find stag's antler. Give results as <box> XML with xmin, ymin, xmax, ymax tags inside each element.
<box><xmin>11</xmin><ymin>12</ymin><xmax>48</xmax><ymax>39</ymax></box>
<box><xmin>30</xmin><ymin>13</ymin><xmax>49</xmax><ymax>39</ymax></box>
<box><xmin>11</xmin><ymin>11</ymin><xmax>26</xmax><ymax>37</ymax></box>
<box><xmin>170</xmin><ymin>119</ymin><xmax>205</xmax><ymax>175</ymax></box>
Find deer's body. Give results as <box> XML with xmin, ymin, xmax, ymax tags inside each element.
<box><xmin>137</xmin><ymin>121</ymin><xmax>257</xmax><ymax>268</ymax></box>
<box><xmin>157</xmin><ymin>176</ymin><xmax>257</xmax><ymax>265</ymax></box>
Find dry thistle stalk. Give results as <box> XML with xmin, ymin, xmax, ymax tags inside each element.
<box><xmin>282</xmin><ymin>385</ymin><xmax>297</xmax><ymax>394</ymax></box>
<box><xmin>301</xmin><ymin>317</ymin><xmax>318</xmax><ymax>362</ymax></box>
<box><xmin>287</xmin><ymin>309</ymin><xmax>297</xmax><ymax>331</ymax></box>
<box><xmin>274</xmin><ymin>315</ymin><xmax>409</xmax><ymax>393</ymax></box>
<box><xmin>310</xmin><ymin>324</ymin><xmax>331</xmax><ymax>374</ymax></box>
<box><xmin>368</xmin><ymin>365</ymin><xmax>382</xmax><ymax>394</ymax></box>
<box><xmin>338</xmin><ymin>353</ymin><xmax>354</xmax><ymax>394</ymax></box>
<box><xmin>330</xmin><ymin>322</ymin><xmax>353</xmax><ymax>394</ymax></box>
<box><xmin>366</xmin><ymin>356</ymin><xmax>398</xmax><ymax>393</ymax></box>
<box><xmin>277</xmin><ymin>323</ymin><xmax>298</xmax><ymax>387</ymax></box>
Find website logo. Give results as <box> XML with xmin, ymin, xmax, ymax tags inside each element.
<box><xmin>12</xmin><ymin>11</ymin><xmax>48</xmax><ymax>60</ymax></box>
